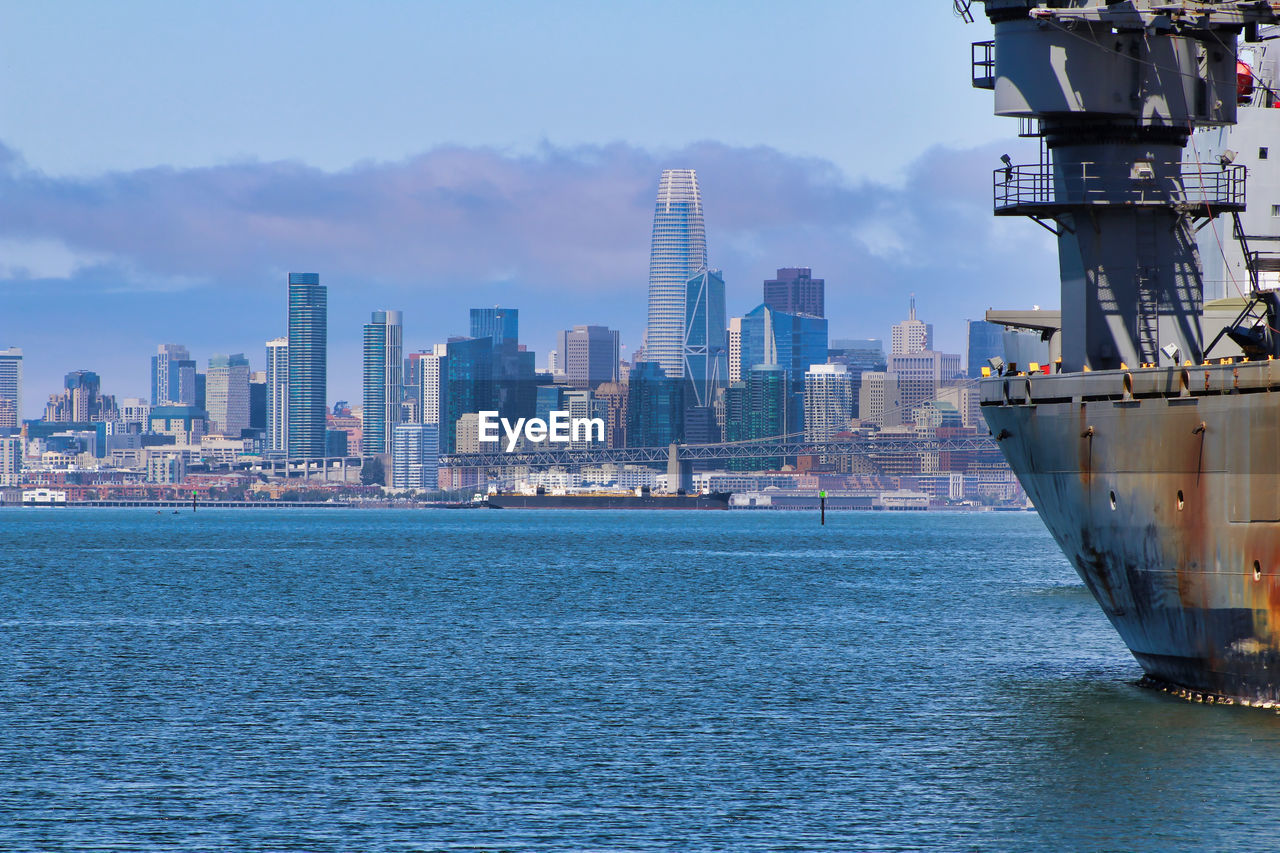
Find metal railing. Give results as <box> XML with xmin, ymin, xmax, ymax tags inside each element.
<box><xmin>994</xmin><ymin>161</ymin><xmax>1247</xmax><ymax>213</ymax></box>
<box><xmin>972</xmin><ymin>40</ymin><xmax>995</xmax><ymax>90</ymax></box>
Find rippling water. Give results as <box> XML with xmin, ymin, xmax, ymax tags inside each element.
<box><xmin>3</xmin><ymin>508</ymin><xmax>1280</xmax><ymax>851</ymax></box>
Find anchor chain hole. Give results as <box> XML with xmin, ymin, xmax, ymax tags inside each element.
<box><xmin>1177</xmin><ymin>490</ymin><xmax>1185</xmax><ymax>511</ymax></box>
<box><xmin>1254</xmin><ymin>560</ymin><xmax>1262</xmax><ymax>582</ymax></box>
<box><xmin>1109</xmin><ymin>490</ymin><xmax>1117</xmax><ymax>510</ymax></box>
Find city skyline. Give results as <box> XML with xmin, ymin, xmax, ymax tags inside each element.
<box><xmin>0</xmin><ymin>8</ymin><xmax>1057</xmax><ymax>413</ymax></box>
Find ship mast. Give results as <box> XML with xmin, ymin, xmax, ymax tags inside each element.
<box><xmin>973</xmin><ymin>0</ymin><xmax>1280</xmax><ymax>371</ymax></box>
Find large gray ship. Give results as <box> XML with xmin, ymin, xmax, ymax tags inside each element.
<box><xmin>965</xmin><ymin>1</ymin><xmax>1280</xmax><ymax>701</ymax></box>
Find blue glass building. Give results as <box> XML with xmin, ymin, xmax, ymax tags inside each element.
<box><xmin>287</xmin><ymin>273</ymin><xmax>327</xmax><ymax>457</ymax></box>
<box><xmin>470</xmin><ymin>307</ymin><xmax>519</xmax><ymax>346</ymax></box>
<box><xmin>737</xmin><ymin>304</ymin><xmax>828</xmax><ymax>433</ymax></box>
<box><xmin>362</xmin><ymin>310</ymin><xmax>403</xmax><ymax>455</ymax></box>
<box><xmin>647</xmin><ymin>170</ymin><xmax>707</xmax><ymax>379</ymax></box>
<box><xmin>443</xmin><ymin>337</ymin><xmax>494</xmax><ymax>454</ymax></box>
<box><xmin>683</xmin><ymin>268</ymin><xmax>728</xmax><ymax>409</ymax></box>
<box><xmin>626</xmin><ymin>361</ymin><xmax>683</xmax><ymax>448</ymax></box>
<box><xmin>966</xmin><ymin>320</ymin><xmax>1004</xmax><ymax>378</ymax></box>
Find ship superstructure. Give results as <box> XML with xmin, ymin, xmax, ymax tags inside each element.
<box><xmin>968</xmin><ymin>1</ymin><xmax>1280</xmax><ymax>701</ymax></box>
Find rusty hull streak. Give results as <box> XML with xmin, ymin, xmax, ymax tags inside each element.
<box><xmin>982</xmin><ymin>361</ymin><xmax>1280</xmax><ymax>702</ymax></box>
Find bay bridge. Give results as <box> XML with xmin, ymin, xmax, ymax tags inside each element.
<box><xmin>438</xmin><ymin>431</ymin><xmax>1000</xmax><ymax>492</ymax></box>
<box><xmin>229</xmin><ymin>431</ymin><xmax>999</xmax><ymax>491</ymax></box>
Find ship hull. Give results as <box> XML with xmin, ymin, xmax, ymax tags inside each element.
<box><xmin>983</xmin><ymin>361</ymin><xmax>1280</xmax><ymax>701</ymax></box>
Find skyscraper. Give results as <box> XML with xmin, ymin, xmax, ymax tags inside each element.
<box><xmin>287</xmin><ymin>273</ymin><xmax>327</xmax><ymax>457</ymax></box>
<box><xmin>417</xmin><ymin>347</ymin><xmax>448</xmax><ymax>426</ymax></box>
<box><xmin>727</xmin><ymin>318</ymin><xmax>743</xmax><ymax>385</ymax></box>
<box><xmin>626</xmin><ymin>362</ymin><xmax>684</xmax><ymax>448</ymax></box>
<box><xmin>470</xmin><ymin>307</ymin><xmax>519</xmax><ymax>345</ymax></box>
<box><xmin>647</xmin><ymin>169</ymin><xmax>707</xmax><ymax>379</ymax></box>
<box><xmin>150</xmin><ymin>344</ymin><xmax>196</xmax><ymax>407</ymax></box>
<box><xmin>682</xmin><ymin>268</ymin><xmax>728</xmax><ymax>408</ymax></box>
<box><xmin>557</xmin><ymin>325</ymin><xmax>621</xmax><ymax>390</ymax></box>
<box><xmin>891</xmin><ymin>295</ymin><xmax>933</xmax><ymax>355</ymax></box>
<box><xmin>886</xmin><ymin>350</ymin><xmax>963</xmax><ymax>419</ymax></box>
<box><xmin>803</xmin><ymin>364</ymin><xmax>854</xmax><ymax>442</ymax></box>
<box><xmin>966</xmin><ymin>320</ymin><xmax>1004</xmax><ymax>378</ymax></box>
<box><xmin>362</xmin><ymin>310</ymin><xmax>404</xmax><ymax>455</ymax></box>
<box><xmin>723</xmin><ymin>366</ymin><xmax>788</xmax><ymax>470</ymax></box>
<box><xmin>248</xmin><ymin>371</ymin><xmax>267</xmax><ymax>433</ymax></box>
<box><xmin>0</xmin><ymin>348</ymin><xmax>21</xmax><ymax>430</ymax></box>
<box><xmin>266</xmin><ymin>338</ymin><xmax>288</xmax><ymax>453</ymax></box>
<box><xmin>206</xmin><ymin>353</ymin><xmax>250</xmax><ymax>437</ymax></box>
<box><xmin>443</xmin><ymin>337</ymin><xmax>493</xmax><ymax>454</ymax></box>
<box><xmin>763</xmin><ymin>267</ymin><xmax>825</xmax><ymax>318</ymax></box>
<box><xmin>737</xmin><ymin>304</ymin><xmax>828</xmax><ymax>433</ymax></box>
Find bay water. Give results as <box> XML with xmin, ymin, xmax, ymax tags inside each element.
<box><xmin>2</xmin><ymin>508</ymin><xmax>1278</xmax><ymax>851</ymax></box>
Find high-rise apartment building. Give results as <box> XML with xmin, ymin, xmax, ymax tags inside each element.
<box><xmin>0</xmin><ymin>348</ymin><xmax>21</xmax><ymax>430</ymax></box>
<box><xmin>0</xmin><ymin>435</ymin><xmax>21</xmax><ymax>486</ymax></box>
<box><xmin>803</xmin><ymin>364</ymin><xmax>854</xmax><ymax>442</ymax></box>
<box><xmin>206</xmin><ymin>353</ymin><xmax>250</xmax><ymax>437</ymax></box>
<box><xmin>727</xmin><ymin>318</ymin><xmax>743</xmax><ymax>385</ymax></box>
<box><xmin>891</xmin><ymin>296</ymin><xmax>933</xmax><ymax>355</ymax></box>
<box><xmin>557</xmin><ymin>325</ymin><xmax>620</xmax><ymax>390</ymax></box>
<box><xmin>763</xmin><ymin>267</ymin><xmax>825</xmax><ymax>318</ymax></box>
<box><xmin>265</xmin><ymin>338</ymin><xmax>288</xmax><ymax>453</ymax></box>
<box><xmin>683</xmin><ymin>269</ymin><xmax>727</xmax><ymax>408</ymax></box>
<box><xmin>646</xmin><ymin>169</ymin><xmax>707</xmax><ymax>379</ymax></box>
<box><xmin>287</xmin><ymin>273</ymin><xmax>327</xmax><ymax>457</ymax></box>
<box><xmin>151</xmin><ymin>344</ymin><xmax>196</xmax><ymax>406</ymax></box>
<box><xmin>119</xmin><ymin>397</ymin><xmax>150</xmax><ymax>428</ymax></box>
<box><xmin>414</xmin><ymin>347</ymin><xmax>448</xmax><ymax>426</ymax></box>
<box><xmin>362</xmin><ymin>310</ymin><xmax>404</xmax><ymax>455</ymax></box>
<box><xmin>392</xmin><ymin>422</ymin><xmax>440</xmax><ymax>490</ymax></box>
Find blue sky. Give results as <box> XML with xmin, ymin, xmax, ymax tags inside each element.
<box><xmin>0</xmin><ymin>2</ymin><xmax>1056</xmax><ymax>414</ymax></box>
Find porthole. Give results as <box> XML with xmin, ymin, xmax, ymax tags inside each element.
<box><xmin>1177</xmin><ymin>490</ymin><xmax>1185</xmax><ymax>511</ymax></box>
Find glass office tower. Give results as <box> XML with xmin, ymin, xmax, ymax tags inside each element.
<box><xmin>646</xmin><ymin>169</ymin><xmax>706</xmax><ymax>380</ymax></box>
<box><xmin>287</xmin><ymin>273</ymin><xmax>327</xmax><ymax>457</ymax></box>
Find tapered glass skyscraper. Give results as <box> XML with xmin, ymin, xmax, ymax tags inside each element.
<box><xmin>287</xmin><ymin>273</ymin><xmax>327</xmax><ymax>457</ymax></box>
<box><xmin>646</xmin><ymin>169</ymin><xmax>706</xmax><ymax>379</ymax></box>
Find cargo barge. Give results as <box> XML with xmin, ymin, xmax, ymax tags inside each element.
<box><xmin>486</xmin><ymin>489</ymin><xmax>730</xmax><ymax>510</ymax></box>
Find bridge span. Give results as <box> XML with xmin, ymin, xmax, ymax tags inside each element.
<box><xmin>441</xmin><ymin>434</ymin><xmax>999</xmax><ymax>492</ymax></box>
